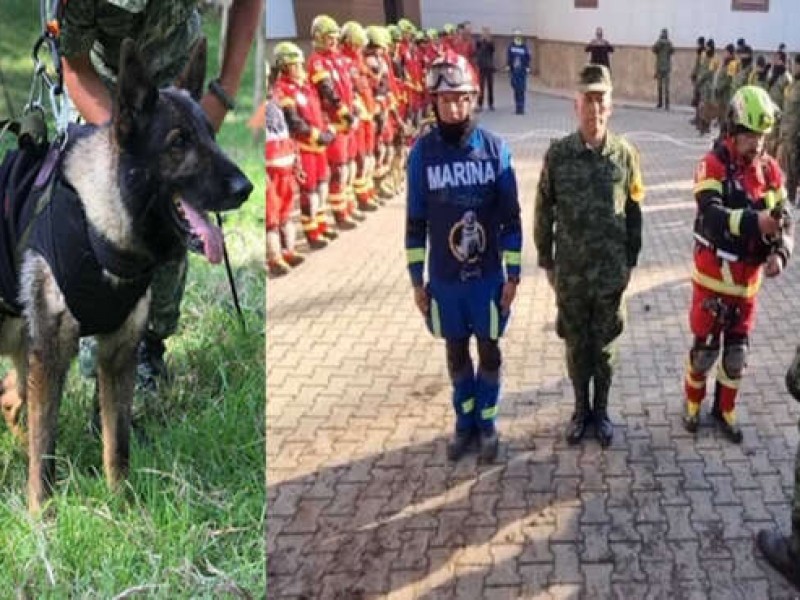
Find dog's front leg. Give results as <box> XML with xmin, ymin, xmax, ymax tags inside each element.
<box><xmin>21</xmin><ymin>254</ymin><xmax>80</xmax><ymax>513</ymax></box>
<box><xmin>26</xmin><ymin>345</ymin><xmax>73</xmax><ymax>513</ymax></box>
<box><xmin>96</xmin><ymin>294</ymin><xmax>149</xmax><ymax>491</ymax></box>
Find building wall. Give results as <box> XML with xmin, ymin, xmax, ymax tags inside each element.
<box><xmin>531</xmin><ymin>0</ymin><xmax>796</xmax><ymax>49</ymax></box>
<box><xmin>419</xmin><ymin>0</ymin><xmax>535</xmax><ymax>34</ymax></box>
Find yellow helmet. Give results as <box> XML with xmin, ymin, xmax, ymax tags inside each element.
<box><xmin>426</xmin><ymin>28</ymin><xmax>439</xmax><ymax>41</ymax></box>
<box><xmin>728</xmin><ymin>85</ymin><xmax>778</xmax><ymax>134</ymax></box>
<box><xmin>273</xmin><ymin>41</ymin><xmax>305</xmax><ymax>69</ymax></box>
<box><xmin>397</xmin><ymin>18</ymin><xmax>416</xmax><ymax>35</ymax></box>
<box><xmin>311</xmin><ymin>14</ymin><xmax>340</xmax><ymax>48</ymax></box>
<box><xmin>442</xmin><ymin>23</ymin><xmax>456</xmax><ymax>35</ymax></box>
<box><xmin>414</xmin><ymin>30</ymin><xmax>426</xmax><ymax>43</ymax></box>
<box><xmin>341</xmin><ymin>21</ymin><xmax>368</xmax><ymax>48</ymax></box>
<box><xmin>387</xmin><ymin>24</ymin><xmax>402</xmax><ymax>43</ymax></box>
<box><xmin>366</xmin><ymin>25</ymin><xmax>391</xmax><ymax>50</ymax></box>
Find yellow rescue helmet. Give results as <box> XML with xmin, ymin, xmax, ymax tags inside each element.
<box><xmin>311</xmin><ymin>14</ymin><xmax>340</xmax><ymax>48</ymax></box>
<box><xmin>273</xmin><ymin>41</ymin><xmax>305</xmax><ymax>69</ymax></box>
<box><xmin>341</xmin><ymin>21</ymin><xmax>368</xmax><ymax>48</ymax></box>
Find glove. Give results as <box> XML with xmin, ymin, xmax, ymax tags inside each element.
<box><xmin>318</xmin><ymin>129</ymin><xmax>336</xmax><ymax>146</ymax></box>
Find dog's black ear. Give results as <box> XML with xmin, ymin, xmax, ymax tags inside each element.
<box><xmin>174</xmin><ymin>37</ymin><xmax>207</xmax><ymax>101</ymax></box>
<box><xmin>114</xmin><ymin>38</ymin><xmax>157</xmax><ymax>146</ymax></box>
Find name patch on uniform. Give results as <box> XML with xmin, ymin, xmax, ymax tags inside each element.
<box><xmin>427</xmin><ymin>161</ymin><xmax>496</xmax><ymax>191</ymax></box>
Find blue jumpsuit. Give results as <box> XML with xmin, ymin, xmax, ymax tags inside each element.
<box><xmin>507</xmin><ymin>42</ymin><xmax>531</xmax><ymax>115</ymax></box>
<box><xmin>405</xmin><ymin>125</ymin><xmax>522</xmax><ymax>433</ymax></box>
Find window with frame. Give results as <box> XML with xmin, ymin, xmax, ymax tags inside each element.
<box><xmin>732</xmin><ymin>0</ymin><xmax>768</xmax><ymax>11</ymax></box>
<box><xmin>575</xmin><ymin>0</ymin><xmax>598</xmax><ymax>8</ymax></box>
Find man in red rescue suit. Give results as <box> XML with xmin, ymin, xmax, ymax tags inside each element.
<box><xmin>271</xmin><ymin>41</ymin><xmax>336</xmax><ymax>249</ymax></box>
<box><xmin>341</xmin><ymin>21</ymin><xmax>380</xmax><ymax>214</ymax></box>
<box><xmin>683</xmin><ymin>85</ymin><xmax>793</xmax><ymax>444</ymax></box>
<box><xmin>308</xmin><ymin>15</ymin><xmax>359</xmax><ymax>231</ymax></box>
<box><xmin>264</xmin><ymin>62</ymin><xmax>305</xmax><ymax>276</ymax></box>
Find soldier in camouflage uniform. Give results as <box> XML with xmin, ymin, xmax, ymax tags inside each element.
<box><xmin>756</xmin><ymin>348</ymin><xmax>800</xmax><ymax>590</ymax></box>
<box><xmin>651</xmin><ymin>28</ymin><xmax>673</xmax><ymax>110</ymax></box>
<box><xmin>534</xmin><ymin>64</ymin><xmax>645</xmax><ymax>447</ymax></box>
<box><xmin>695</xmin><ymin>40</ymin><xmax>719</xmax><ymax>135</ymax></box>
<box><xmin>780</xmin><ymin>55</ymin><xmax>800</xmax><ymax>204</ymax></box>
<box><xmin>60</xmin><ymin>0</ymin><xmax>261</xmax><ymax>390</ymax></box>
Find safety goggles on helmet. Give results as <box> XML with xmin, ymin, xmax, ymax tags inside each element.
<box><xmin>426</xmin><ymin>60</ymin><xmax>476</xmax><ymax>94</ymax></box>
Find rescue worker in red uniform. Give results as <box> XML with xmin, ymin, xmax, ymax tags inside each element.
<box><xmin>397</xmin><ymin>19</ymin><xmax>425</xmax><ymax>128</ymax></box>
<box><xmin>272</xmin><ymin>42</ymin><xmax>337</xmax><ymax>249</ymax></box>
<box><xmin>265</xmin><ymin>62</ymin><xmax>305</xmax><ymax>275</ymax></box>
<box><xmin>341</xmin><ymin>21</ymin><xmax>380</xmax><ymax>213</ymax></box>
<box><xmin>683</xmin><ymin>86</ymin><xmax>793</xmax><ymax>443</ymax></box>
<box><xmin>365</xmin><ymin>25</ymin><xmax>399</xmax><ymax>200</ymax></box>
<box><xmin>308</xmin><ymin>15</ymin><xmax>358</xmax><ymax>231</ymax></box>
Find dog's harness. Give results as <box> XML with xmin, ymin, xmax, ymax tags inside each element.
<box><xmin>0</xmin><ymin>120</ymin><xmax>157</xmax><ymax>335</ymax></box>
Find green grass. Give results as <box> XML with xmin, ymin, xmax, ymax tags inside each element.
<box><xmin>0</xmin><ymin>2</ymin><xmax>265</xmax><ymax>597</ymax></box>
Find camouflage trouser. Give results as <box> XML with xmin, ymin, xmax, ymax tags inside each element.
<box><xmin>555</xmin><ymin>282</ymin><xmax>627</xmax><ymax>390</ymax></box>
<box><xmin>792</xmin><ymin>439</ymin><xmax>800</xmax><ymax>553</ymax></box>
<box><xmin>79</xmin><ymin>254</ymin><xmax>188</xmax><ymax>377</ymax></box>
<box><xmin>656</xmin><ymin>74</ymin><xmax>670</xmax><ymax>107</ymax></box>
<box><xmin>779</xmin><ymin>140</ymin><xmax>799</xmax><ymax>202</ymax></box>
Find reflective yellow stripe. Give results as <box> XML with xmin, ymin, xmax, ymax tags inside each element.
<box><xmin>717</xmin><ymin>364</ymin><xmax>741</xmax><ymax>389</ymax></box>
<box><xmin>685</xmin><ymin>372</ymin><xmax>706</xmax><ymax>389</ymax></box>
<box><xmin>298</xmin><ymin>143</ymin><xmax>325</xmax><ymax>153</ymax></box>
<box><xmin>504</xmin><ymin>251</ymin><xmax>521</xmax><ymax>266</ymax></box>
<box><xmin>266</xmin><ymin>155</ymin><xmax>296</xmax><ymax>168</ymax></box>
<box><xmin>692</xmin><ymin>267</ymin><xmax>761</xmax><ymax>298</ymax></box>
<box><xmin>728</xmin><ymin>209</ymin><xmax>744</xmax><ymax>237</ymax></box>
<box><xmin>462</xmin><ymin>398</ymin><xmax>475</xmax><ymax>414</ymax></box>
<box><xmin>406</xmin><ymin>248</ymin><xmax>425</xmax><ymax>264</ymax></box>
<box><xmin>489</xmin><ymin>301</ymin><xmax>499</xmax><ymax>340</ymax></box>
<box><xmin>481</xmin><ymin>406</ymin><xmax>498</xmax><ymax>420</ymax></box>
<box><xmin>719</xmin><ymin>261</ymin><xmax>734</xmax><ymax>286</ymax></box>
<box><xmin>686</xmin><ymin>400</ymin><xmax>701</xmax><ymax>417</ymax></box>
<box><xmin>311</xmin><ymin>71</ymin><xmax>330</xmax><ymax>84</ymax></box>
<box><xmin>693</xmin><ymin>179</ymin><xmax>723</xmax><ymax>195</ymax></box>
<box><xmin>722</xmin><ymin>409</ymin><xmax>737</xmax><ymax>426</ymax></box>
<box><xmin>278</xmin><ymin>98</ymin><xmax>296</xmax><ymax>108</ymax></box>
<box><xmin>764</xmin><ymin>188</ymin><xmax>781</xmax><ymax>210</ymax></box>
<box><xmin>430</xmin><ymin>298</ymin><xmax>441</xmax><ymax>337</ymax></box>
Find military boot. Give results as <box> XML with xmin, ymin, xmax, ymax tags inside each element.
<box><xmin>710</xmin><ymin>383</ymin><xmax>743</xmax><ymax>444</ymax></box>
<box><xmin>565</xmin><ymin>380</ymin><xmax>592</xmax><ymax>445</ymax></box>
<box><xmin>478</xmin><ymin>429</ymin><xmax>499</xmax><ymax>463</ymax></box>
<box><xmin>757</xmin><ymin>530</ymin><xmax>800</xmax><ymax>590</ymax></box>
<box><xmin>447</xmin><ymin>428</ymin><xmax>476</xmax><ymax>461</ymax></box>
<box><xmin>593</xmin><ymin>379</ymin><xmax>614</xmax><ymax>448</ymax></box>
<box><xmin>683</xmin><ymin>401</ymin><xmax>700</xmax><ymax>433</ymax></box>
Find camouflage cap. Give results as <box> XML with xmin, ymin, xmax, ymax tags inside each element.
<box><xmin>578</xmin><ymin>64</ymin><xmax>612</xmax><ymax>93</ymax></box>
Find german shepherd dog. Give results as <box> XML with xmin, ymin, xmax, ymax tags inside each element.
<box><xmin>0</xmin><ymin>38</ymin><xmax>252</xmax><ymax>512</ymax></box>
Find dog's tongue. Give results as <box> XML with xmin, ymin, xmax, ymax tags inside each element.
<box><xmin>179</xmin><ymin>200</ymin><xmax>224</xmax><ymax>264</ymax></box>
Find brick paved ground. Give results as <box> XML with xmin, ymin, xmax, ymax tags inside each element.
<box><xmin>267</xmin><ymin>87</ymin><xmax>800</xmax><ymax>599</ymax></box>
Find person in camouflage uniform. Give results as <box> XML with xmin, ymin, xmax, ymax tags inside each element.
<box><xmin>732</xmin><ymin>45</ymin><xmax>754</xmax><ymax>93</ymax></box>
<box><xmin>690</xmin><ymin>36</ymin><xmax>706</xmax><ymax>125</ymax></box>
<box><xmin>780</xmin><ymin>55</ymin><xmax>800</xmax><ymax>204</ymax></box>
<box><xmin>651</xmin><ymin>28</ymin><xmax>674</xmax><ymax>110</ymax></box>
<box><xmin>695</xmin><ymin>39</ymin><xmax>719</xmax><ymax>135</ymax></box>
<box><xmin>534</xmin><ymin>64</ymin><xmax>645</xmax><ymax>447</ymax></box>
<box><xmin>757</xmin><ymin>347</ymin><xmax>800</xmax><ymax>590</ymax></box>
<box><xmin>60</xmin><ymin>0</ymin><xmax>261</xmax><ymax>390</ymax></box>
<box><xmin>711</xmin><ymin>44</ymin><xmax>738</xmax><ymax>137</ymax></box>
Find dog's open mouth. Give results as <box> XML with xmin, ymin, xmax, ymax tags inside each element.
<box><xmin>171</xmin><ymin>196</ymin><xmax>224</xmax><ymax>264</ymax></box>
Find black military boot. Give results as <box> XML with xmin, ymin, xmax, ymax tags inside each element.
<box><xmin>710</xmin><ymin>382</ymin><xmax>743</xmax><ymax>444</ymax></box>
<box><xmin>136</xmin><ymin>335</ymin><xmax>168</xmax><ymax>393</ymax></box>
<box><xmin>478</xmin><ymin>429</ymin><xmax>499</xmax><ymax>463</ymax></box>
<box><xmin>447</xmin><ymin>428</ymin><xmax>476</xmax><ymax>461</ymax></box>
<box><xmin>593</xmin><ymin>379</ymin><xmax>614</xmax><ymax>448</ymax></box>
<box><xmin>757</xmin><ymin>530</ymin><xmax>800</xmax><ymax>590</ymax></box>
<box><xmin>565</xmin><ymin>380</ymin><xmax>592</xmax><ymax>445</ymax></box>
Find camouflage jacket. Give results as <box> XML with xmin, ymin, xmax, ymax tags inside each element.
<box><xmin>60</xmin><ymin>0</ymin><xmax>201</xmax><ymax>88</ymax></box>
<box><xmin>651</xmin><ymin>38</ymin><xmax>674</xmax><ymax>76</ymax></box>
<box><xmin>534</xmin><ymin>131</ymin><xmax>645</xmax><ymax>289</ymax></box>
<box><xmin>781</xmin><ymin>78</ymin><xmax>800</xmax><ymax>142</ymax></box>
